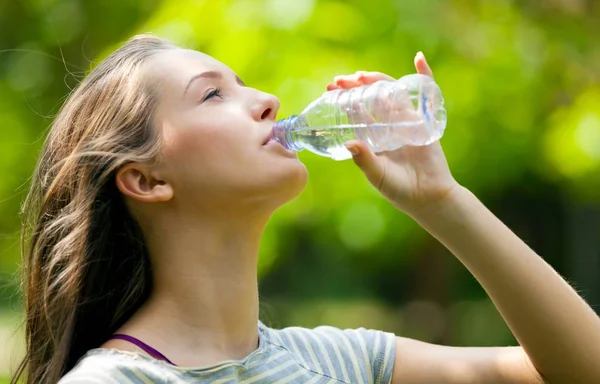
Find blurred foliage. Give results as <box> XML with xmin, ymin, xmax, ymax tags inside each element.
<box><xmin>1</xmin><ymin>0</ymin><xmax>600</xmax><ymax>378</ymax></box>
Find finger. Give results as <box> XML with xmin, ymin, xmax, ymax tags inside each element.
<box><xmin>344</xmin><ymin>140</ymin><xmax>385</xmax><ymax>183</ymax></box>
<box><xmin>335</xmin><ymin>76</ymin><xmax>362</xmax><ymax>89</ymax></box>
<box><xmin>334</xmin><ymin>71</ymin><xmax>395</xmax><ymax>89</ymax></box>
<box><xmin>356</xmin><ymin>71</ymin><xmax>395</xmax><ymax>84</ymax></box>
<box><xmin>414</xmin><ymin>52</ymin><xmax>434</xmax><ymax>78</ymax></box>
<box><xmin>326</xmin><ymin>83</ymin><xmax>339</xmax><ymax>91</ymax></box>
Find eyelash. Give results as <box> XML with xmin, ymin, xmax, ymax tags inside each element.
<box><xmin>202</xmin><ymin>87</ymin><xmax>222</xmax><ymax>102</ymax></box>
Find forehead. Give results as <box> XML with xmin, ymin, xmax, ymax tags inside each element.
<box><xmin>148</xmin><ymin>49</ymin><xmax>233</xmax><ymax>92</ymax></box>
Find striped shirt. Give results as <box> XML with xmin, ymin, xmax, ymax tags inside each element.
<box><xmin>59</xmin><ymin>322</ymin><xmax>396</xmax><ymax>383</ymax></box>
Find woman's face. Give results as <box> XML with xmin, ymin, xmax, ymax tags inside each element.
<box><xmin>148</xmin><ymin>49</ymin><xmax>308</xmax><ymax>213</ymax></box>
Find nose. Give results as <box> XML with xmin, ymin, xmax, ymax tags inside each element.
<box><xmin>251</xmin><ymin>91</ymin><xmax>280</xmax><ymax>122</ymax></box>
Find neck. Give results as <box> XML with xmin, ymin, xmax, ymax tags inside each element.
<box><xmin>130</xmin><ymin>207</ymin><xmax>269</xmax><ymax>361</ymax></box>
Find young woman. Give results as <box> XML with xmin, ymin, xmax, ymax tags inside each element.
<box><xmin>13</xmin><ymin>34</ymin><xmax>600</xmax><ymax>384</ymax></box>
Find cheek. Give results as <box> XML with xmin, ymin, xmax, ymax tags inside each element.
<box><xmin>163</xmin><ymin>110</ymin><xmax>251</xmax><ymax>161</ymax></box>
<box><xmin>160</xmin><ymin>118</ymin><xmax>257</xmax><ymax>190</ymax></box>
<box><xmin>158</xmin><ymin>109</ymin><xmax>305</xmax><ymax>202</ymax></box>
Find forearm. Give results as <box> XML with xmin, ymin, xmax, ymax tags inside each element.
<box><xmin>411</xmin><ymin>186</ymin><xmax>600</xmax><ymax>384</ymax></box>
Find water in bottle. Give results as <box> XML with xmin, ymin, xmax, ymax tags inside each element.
<box><xmin>272</xmin><ymin>74</ymin><xmax>447</xmax><ymax>160</ymax></box>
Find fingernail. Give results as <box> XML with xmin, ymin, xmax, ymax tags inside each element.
<box><xmin>344</xmin><ymin>144</ymin><xmax>359</xmax><ymax>156</ymax></box>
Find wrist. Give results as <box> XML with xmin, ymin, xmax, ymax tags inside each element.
<box><xmin>407</xmin><ymin>184</ymin><xmax>475</xmax><ymax>225</ymax></box>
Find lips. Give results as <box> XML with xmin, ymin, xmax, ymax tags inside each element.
<box><xmin>262</xmin><ymin>129</ymin><xmax>275</xmax><ymax>145</ymax></box>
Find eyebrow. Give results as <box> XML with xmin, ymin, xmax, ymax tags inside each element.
<box><xmin>184</xmin><ymin>71</ymin><xmax>246</xmax><ymax>95</ymax></box>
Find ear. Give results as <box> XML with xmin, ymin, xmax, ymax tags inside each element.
<box><xmin>115</xmin><ymin>163</ymin><xmax>173</xmax><ymax>203</ymax></box>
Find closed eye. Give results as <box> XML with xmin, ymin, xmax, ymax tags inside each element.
<box><xmin>202</xmin><ymin>88</ymin><xmax>222</xmax><ymax>102</ymax></box>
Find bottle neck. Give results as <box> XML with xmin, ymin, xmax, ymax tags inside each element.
<box><xmin>272</xmin><ymin>115</ymin><xmax>303</xmax><ymax>151</ymax></box>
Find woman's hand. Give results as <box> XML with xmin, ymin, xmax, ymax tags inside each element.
<box><xmin>327</xmin><ymin>52</ymin><xmax>459</xmax><ymax>216</ymax></box>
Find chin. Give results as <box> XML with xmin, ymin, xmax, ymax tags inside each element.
<box><xmin>262</xmin><ymin>160</ymin><xmax>308</xmax><ymax>206</ymax></box>
<box><xmin>284</xmin><ymin>162</ymin><xmax>309</xmax><ymax>199</ymax></box>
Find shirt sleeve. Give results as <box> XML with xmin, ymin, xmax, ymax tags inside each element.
<box><xmin>311</xmin><ymin>325</ymin><xmax>397</xmax><ymax>384</ymax></box>
<box><xmin>58</xmin><ymin>351</ymin><xmax>179</xmax><ymax>384</ymax></box>
<box><xmin>58</xmin><ymin>362</ymin><xmax>123</xmax><ymax>384</ymax></box>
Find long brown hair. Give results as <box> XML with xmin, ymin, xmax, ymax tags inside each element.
<box><xmin>12</xmin><ymin>34</ymin><xmax>177</xmax><ymax>384</ymax></box>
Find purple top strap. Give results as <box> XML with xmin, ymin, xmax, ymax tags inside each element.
<box><xmin>108</xmin><ymin>334</ymin><xmax>177</xmax><ymax>366</ymax></box>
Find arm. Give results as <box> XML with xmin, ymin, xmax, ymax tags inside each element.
<box><xmin>394</xmin><ymin>185</ymin><xmax>600</xmax><ymax>383</ymax></box>
<box><xmin>331</xmin><ymin>53</ymin><xmax>600</xmax><ymax>383</ymax></box>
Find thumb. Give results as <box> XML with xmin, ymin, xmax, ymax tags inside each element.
<box><xmin>344</xmin><ymin>140</ymin><xmax>384</xmax><ymax>182</ymax></box>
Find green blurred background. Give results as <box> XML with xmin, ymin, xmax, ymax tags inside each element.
<box><xmin>1</xmin><ymin>0</ymin><xmax>600</xmax><ymax>380</ymax></box>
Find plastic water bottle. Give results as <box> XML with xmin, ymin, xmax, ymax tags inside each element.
<box><xmin>272</xmin><ymin>74</ymin><xmax>446</xmax><ymax>160</ymax></box>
